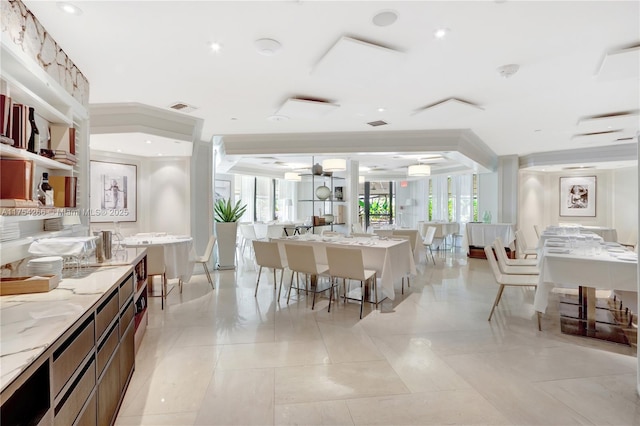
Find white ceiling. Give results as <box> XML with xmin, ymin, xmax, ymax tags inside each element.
<box><xmin>24</xmin><ymin>0</ymin><xmax>639</xmax><ymax>175</ymax></box>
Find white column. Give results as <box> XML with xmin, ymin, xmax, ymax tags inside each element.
<box><xmin>498</xmin><ymin>155</ymin><xmax>519</xmax><ymax>224</ymax></box>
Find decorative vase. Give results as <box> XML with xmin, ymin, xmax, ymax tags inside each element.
<box><xmin>482</xmin><ymin>210</ymin><xmax>492</xmax><ymax>224</ymax></box>
<box><xmin>315</xmin><ymin>185</ymin><xmax>331</xmax><ymax>200</ymax></box>
<box><xmin>312</xmin><ymin>163</ymin><xmax>323</xmax><ymax>175</ymax></box>
<box><xmin>322</xmin><ymin>214</ymin><xmax>334</xmax><ymax>224</ymax></box>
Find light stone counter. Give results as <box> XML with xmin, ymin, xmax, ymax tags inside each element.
<box><xmin>0</xmin><ymin>248</ymin><xmax>146</xmax><ymax>392</ymax></box>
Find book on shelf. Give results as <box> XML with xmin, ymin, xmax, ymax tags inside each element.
<box><xmin>49</xmin><ymin>176</ymin><xmax>77</xmax><ymax>207</ymax></box>
<box><xmin>0</xmin><ymin>159</ymin><xmax>34</xmax><ymax>200</ymax></box>
<box><xmin>10</xmin><ymin>103</ymin><xmax>30</xmax><ymax>150</ymax></box>
<box><xmin>49</xmin><ymin>124</ymin><xmax>76</xmax><ymax>155</ymax></box>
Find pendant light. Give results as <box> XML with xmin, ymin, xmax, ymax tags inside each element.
<box><xmin>407</xmin><ymin>164</ymin><xmax>431</xmax><ymax>177</ymax></box>
<box><xmin>322</xmin><ymin>158</ymin><xmax>346</xmax><ymax>172</ymax></box>
<box><xmin>284</xmin><ymin>172</ymin><xmax>301</xmax><ymax>181</ymax></box>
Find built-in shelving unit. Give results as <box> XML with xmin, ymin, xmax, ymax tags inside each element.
<box><xmin>1</xmin><ymin>33</ymin><xmax>89</xmax><ymax>267</ymax></box>
<box><xmin>299</xmin><ymin>171</ymin><xmax>346</xmax><ymax>233</ymax></box>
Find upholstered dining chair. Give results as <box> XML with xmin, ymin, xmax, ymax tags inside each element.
<box><xmin>422</xmin><ymin>226</ymin><xmax>437</xmax><ymax>265</ymax></box>
<box><xmin>146</xmin><ymin>245</ymin><xmax>168</xmax><ymax>309</ymax></box>
<box><xmin>326</xmin><ymin>246</ymin><xmax>378</xmax><ymax>319</ymax></box>
<box><xmin>284</xmin><ymin>244</ymin><xmax>331</xmax><ymax>309</ymax></box>
<box><xmin>515</xmin><ymin>229</ymin><xmax>538</xmax><ymax>259</ymax></box>
<box><xmin>253</xmin><ymin>240</ymin><xmax>288</xmax><ymax>299</ymax></box>
<box><xmin>195</xmin><ymin>235</ymin><xmax>216</xmax><ymax>289</ymax></box>
<box><xmin>266</xmin><ymin>224</ymin><xmax>285</xmax><ymax>239</ymax></box>
<box><xmin>240</xmin><ymin>224</ymin><xmax>258</xmax><ymax>258</ymax></box>
<box><xmin>494</xmin><ymin>237</ymin><xmax>538</xmax><ymax>266</ymax></box>
<box><xmin>492</xmin><ymin>239</ymin><xmax>540</xmax><ymax>275</ymax></box>
<box><xmin>484</xmin><ymin>246</ymin><xmax>539</xmax><ymax>324</ymax></box>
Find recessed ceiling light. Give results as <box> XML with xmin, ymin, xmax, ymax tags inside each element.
<box><xmin>268</xmin><ymin>115</ymin><xmax>289</xmax><ymax>122</ymax></box>
<box><xmin>377</xmin><ymin>107</ymin><xmax>386</xmax><ymax>112</ymax></box>
<box><xmin>116</xmin><ymin>149</ymin><xmax>122</xmax><ymax>153</ymax></box>
<box><xmin>433</xmin><ymin>28</ymin><xmax>450</xmax><ymax>39</ymax></box>
<box><xmin>372</xmin><ymin>10</ymin><xmax>398</xmax><ymax>27</ymax></box>
<box><xmin>158</xmin><ymin>153</ymin><xmax>163</xmax><ymax>156</ymax></box>
<box><xmin>255</xmin><ymin>38</ymin><xmax>282</xmax><ymax>56</ymax></box>
<box><xmin>57</xmin><ymin>2</ymin><xmax>83</xmax><ymax>15</ymax></box>
<box><xmin>497</xmin><ymin>63</ymin><xmax>520</xmax><ymax>78</ymax></box>
<box><xmin>210</xmin><ymin>42</ymin><xmax>222</xmax><ymax>52</ymax></box>
<box><xmin>146</xmin><ymin>140</ymin><xmax>152</xmax><ymax>144</ymax></box>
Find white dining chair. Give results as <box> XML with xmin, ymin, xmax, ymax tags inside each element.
<box><xmin>515</xmin><ymin>229</ymin><xmax>538</xmax><ymax>259</ymax></box>
<box><xmin>321</xmin><ymin>230</ymin><xmax>341</xmax><ymax>237</ymax></box>
<box><xmin>266</xmin><ymin>224</ymin><xmax>285</xmax><ymax>239</ymax></box>
<box><xmin>284</xmin><ymin>244</ymin><xmax>331</xmax><ymax>310</ymax></box>
<box><xmin>195</xmin><ymin>235</ymin><xmax>216</xmax><ymax>289</ymax></box>
<box><xmin>253</xmin><ymin>240</ymin><xmax>288</xmax><ymax>299</ymax></box>
<box><xmin>484</xmin><ymin>246</ymin><xmax>539</xmax><ymax>324</ymax></box>
<box><xmin>422</xmin><ymin>226</ymin><xmax>437</xmax><ymax>265</ymax></box>
<box><xmin>240</xmin><ymin>224</ymin><xmax>258</xmax><ymax>258</ymax></box>
<box><xmin>494</xmin><ymin>237</ymin><xmax>538</xmax><ymax>266</ymax></box>
<box><xmin>492</xmin><ymin>239</ymin><xmax>540</xmax><ymax>275</ymax></box>
<box><xmin>326</xmin><ymin>246</ymin><xmax>378</xmax><ymax>319</ymax></box>
<box><xmin>146</xmin><ymin>245</ymin><xmax>169</xmax><ymax>309</ymax></box>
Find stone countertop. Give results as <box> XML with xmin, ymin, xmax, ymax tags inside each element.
<box><xmin>0</xmin><ymin>247</ymin><xmax>146</xmax><ymax>393</ymax></box>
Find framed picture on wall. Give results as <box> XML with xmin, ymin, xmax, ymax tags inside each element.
<box><xmin>559</xmin><ymin>176</ymin><xmax>596</xmax><ymax>217</ymax></box>
<box><xmin>90</xmin><ymin>161</ymin><xmax>137</xmax><ymax>222</ymax></box>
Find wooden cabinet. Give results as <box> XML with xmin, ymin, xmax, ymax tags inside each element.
<box><xmin>0</xmin><ymin>271</ymin><xmax>136</xmax><ymax>426</ymax></box>
<box><xmin>133</xmin><ymin>255</ymin><xmax>148</xmax><ymax>353</ymax></box>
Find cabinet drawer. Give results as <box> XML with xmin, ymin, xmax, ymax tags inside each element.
<box><xmin>54</xmin><ymin>358</ymin><xmax>95</xmax><ymax>426</ymax></box>
<box><xmin>119</xmin><ymin>321</ymin><xmax>135</xmax><ymax>394</ymax></box>
<box><xmin>120</xmin><ymin>298</ymin><xmax>134</xmax><ymax>332</ymax></box>
<box><xmin>97</xmin><ymin>352</ymin><xmax>120</xmax><ymax>426</ymax></box>
<box><xmin>52</xmin><ymin>317</ymin><xmax>95</xmax><ymax>397</ymax></box>
<box><xmin>119</xmin><ymin>274</ymin><xmax>134</xmax><ymax>309</ymax></box>
<box><xmin>96</xmin><ymin>289</ymin><xmax>118</xmax><ymax>340</ymax></box>
<box><xmin>96</xmin><ymin>320</ymin><xmax>119</xmax><ymax>377</ymax></box>
<box><xmin>74</xmin><ymin>392</ymin><xmax>96</xmax><ymax>426</ymax></box>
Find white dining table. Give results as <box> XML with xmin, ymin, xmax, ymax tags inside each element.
<box><xmin>272</xmin><ymin>235</ymin><xmax>416</xmax><ymax>301</ymax></box>
<box><xmin>536</xmin><ymin>232</ymin><xmax>604</xmax><ymax>250</ymax></box>
<box><xmin>372</xmin><ymin>229</ymin><xmax>423</xmax><ymax>263</ymax></box>
<box><xmin>123</xmin><ymin>235</ymin><xmax>195</xmax><ymax>282</ymax></box>
<box><xmin>533</xmin><ymin>243</ymin><xmax>638</xmax><ymax>314</ymax></box>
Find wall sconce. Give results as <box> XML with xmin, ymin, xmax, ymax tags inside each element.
<box><xmin>407</xmin><ymin>164</ymin><xmax>431</xmax><ymax>176</ymax></box>
<box><xmin>322</xmin><ymin>158</ymin><xmax>346</xmax><ymax>172</ymax></box>
<box><xmin>284</xmin><ymin>172</ymin><xmax>301</xmax><ymax>181</ymax></box>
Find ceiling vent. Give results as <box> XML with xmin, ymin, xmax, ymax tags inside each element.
<box><xmin>571</xmin><ymin>130</ymin><xmax>623</xmax><ymax>144</ymax></box>
<box><xmin>563</xmin><ymin>166</ymin><xmax>595</xmax><ymax>170</ymax></box>
<box><xmin>168</xmin><ymin>102</ymin><xmax>198</xmax><ymax>113</ymax></box>
<box><xmin>276</xmin><ymin>97</ymin><xmax>339</xmax><ymax>119</ymax></box>
<box><xmin>577</xmin><ymin>110</ymin><xmax>640</xmax><ymax>133</ymax></box>
<box><xmin>596</xmin><ymin>45</ymin><xmax>640</xmax><ymax>82</ymax></box>
<box><xmin>367</xmin><ymin>120</ymin><xmax>388</xmax><ymax>127</ymax></box>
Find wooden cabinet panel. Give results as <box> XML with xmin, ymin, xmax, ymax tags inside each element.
<box><xmin>54</xmin><ymin>358</ymin><xmax>95</xmax><ymax>426</ymax></box>
<box><xmin>74</xmin><ymin>392</ymin><xmax>96</xmax><ymax>426</ymax></box>
<box><xmin>118</xmin><ymin>274</ymin><xmax>134</xmax><ymax>310</ymax></box>
<box><xmin>120</xmin><ymin>299</ymin><xmax>134</xmax><ymax>335</ymax></box>
<box><xmin>96</xmin><ymin>321</ymin><xmax>119</xmax><ymax>377</ymax></box>
<box><xmin>119</xmin><ymin>321</ymin><xmax>135</xmax><ymax>395</ymax></box>
<box><xmin>52</xmin><ymin>317</ymin><xmax>95</xmax><ymax>397</ymax></box>
<box><xmin>96</xmin><ymin>290</ymin><xmax>118</xmax><ymax>340</ymax></box>
<box><xmin>97</xmin><ymin>353</ymin><xmax>120</xmax><ymax>426</ymax></box>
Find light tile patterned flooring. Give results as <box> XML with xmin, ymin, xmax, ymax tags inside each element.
<box><xmin>116</xmin><ymin>251</ymin><xmax>639</xmax><ymax>425</ymax></box>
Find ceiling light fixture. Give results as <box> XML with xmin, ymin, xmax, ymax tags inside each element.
<box><xmin>255</xmin><ymin>38</ymin><xmax>282</xmax><ymax>56</ymax></box>
<box><xmin>57</xmin><ymin>2</ymin><xmax>83</xmax><ymax>15</ymax></box>
<box><xmin>377</xmin><ymin>107</ymin><xmax>386</xmax><ymax>112</ymax></box>
<box><xmin>359</xmin><ymin>176</ymin><xmax>365</xmax><ymax>184</ymax></box>
<box><xmin>407</xmin><ymin>164</ymin><xmax>431</xmax><ymax>177</ymax></box>
<box><xmin>146</xmin><ymin>140</ymin><xmax>152</xmax><ymax>144</ymax></box>
<box><xmin>372</xmin><ymin>10</ymin><xmax>398</xmax><ymax>27</ymax></box>
<box><xmin>433</xmin><ymin>28</ymin><xmax>450</xmax><ymax>39</ymax></box>
<box><xmin>284</xmin><ymin>172</ymin><xmax>301</xmax><ymax>182</ymax></box>
<box><xmin>267</xmin><ymin>115</ymin><xmax>289</xmax><ymax>122</ymax></box>
<box><xmin>210</xmin><ymin>42</ymin><xmax>222</xmax><ymax>52</ymax></box>
<box><xmin>322</xmin><ymin>158</ymin><xmax>346</xmax><ymax>172</ymax></box>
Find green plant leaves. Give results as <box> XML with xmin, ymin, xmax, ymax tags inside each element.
<box><xmin>214</xmin><ymin>198</ymin><xmax>247</xmax><ymax>222</ymax></box>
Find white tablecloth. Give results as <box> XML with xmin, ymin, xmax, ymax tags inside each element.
<box><xmin>273</xmin><ymin>235</ymin><xmax>416</xmax><ymax>301</ymax></box>
<box><xmin>537</xmin><ymin>232</ymin><xmax>604</xmax><ymax>249</ymax></box>
<box><xmin>580</xmin><ymin>226</ymin><xmax>618</xmax><ymax>242</ymax></box>
<box><xmin>533</xmin><ymin>245</ymin><xmax>638</xmax><ymax>313</ymax></box>
<box><xmin>373</xmin><ymin>229</ymin><xmax>422</xmax><ymax>262</ymax></box>
<box><xmin>123</xmin><ymin>236</ymin><xmax>195</xmax><ymax>282</ymax></box>
<box><xmin>466</xmin><ymin>223</ymin><xmax>516</xmax><ymax>248</ymax></box>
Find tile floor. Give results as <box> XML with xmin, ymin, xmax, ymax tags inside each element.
<box><xmin>115</xmin><ymin>250</ymin><xmax>639</xmax><ymax>425</ymax></box>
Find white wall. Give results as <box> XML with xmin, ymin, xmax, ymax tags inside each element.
<box><xmin>90</xmin><ymin>152</ymin><xmax>190</xmax><ymax>237</ymax></box>
<box><xmin>518</xmin><ymin>167</ymin><xmax>638</xmax><ymax>244</ymax></box>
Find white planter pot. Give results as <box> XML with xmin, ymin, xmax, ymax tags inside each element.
<box><xmin>215</xmin><ymin>222</ymin><xmax>237</xmax><ymax>270</ymax></box>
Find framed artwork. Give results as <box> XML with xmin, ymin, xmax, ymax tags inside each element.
<box><xmin>90</xmin><ymin>161</ymin><xmax>137</xmax><ymax>222</ymax></box>
<box><xmin>215</xmin><ymin>180</ymin><xmax>231</xmax><ymax>202</ymax></box>
<box><xmin>559</xmin><ymin>176</ymin><xmax>596</xmax><ymax>217</ymax></box>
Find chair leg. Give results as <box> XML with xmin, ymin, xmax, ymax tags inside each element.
<box><xmin>179</xmin><ymin>279</ymin><xmax>183</xmax><ymax>294</ymax></box>
<box><xmin>203</xmin><ymin>263</ymin><xmax>214</xmax><ymax>289</ymax></box>
<box><xmin>287</xmin><ymin>271</ymin><xmax>295</xmax><ymax>304</ymax></box>
<box><xmin>488</xmin><ymin>285</ymin><xmax>505</xmax><ymax>321</ymax></box>
<box><xmin>277</xmin><ymin>269</ymin><xmax>284</xmax><ymax>300</ymax></box>
<box><xmin>162</xmin><ymin>273</ymin><xmax>167</xmax><ymax>310</ymax></box>
<box><xmin>537</xmin><ymin>311</ymin><xmax>542</xmax><ymax>331</ymax></box>
<box><xmin>373</xmin><ymin>273</ymin><xmax>378</xmax><ymax>308</ymax></box>
<box><xmin>328</xmin><ymin>277</ymin><xmax>335</xmax><ymax>313</ymax></box>
<box><xmin>359</xmin><ymin>280</ymin><xmax>365</xmax><ymax>319</ymax></box>
<box><xmin>254</xmin><ymin>265</ymin><xmax>263</xmax><ymax>297</ymax></box>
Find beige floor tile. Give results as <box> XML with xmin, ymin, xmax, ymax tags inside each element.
<box><xmin>317</xmin><ymin>322</ymin><xmax>384</xmax><ymax>364</ymax></box>
<box><xmin>115</xmin><ymin>412</ymin><xmax>197</xmax><ymax>425</ymax></box>
<box><xmin>275</xmin><ymin>360</ymin><xmax>409</xmax><ymax>404</ymax></box>
<box><xmin>371</xmin><ymin>334</ymin><xmax>472</xmax><ymax>393</ymax></box>
<box><xmin>194</xmin><ymin>368</ymin><xmax>275</xmax><ymax>425</ymax></box>
<box><xmin>120</xmin><ymin>345</ymin><xmax>220</xmax><ymax>416</ymax></box>
<box><xmin>346</xmin><ymin>390</ymin><xmax>511</xmax><ymax>425</ymax></box>
<box><xmin>216</xmin><ymin>340</ymin><xmax>330</xmax><ymax>370</ymax></box>
<box><xmin>275</xmin><ymin>400</ymin><xmax>354</xmax><ymax>425</ymax></box>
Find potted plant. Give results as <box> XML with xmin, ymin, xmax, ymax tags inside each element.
<box><xmin>214</xmin><ymin>198</ymin><xmax>247</xmax><ymax>269</ymax></box>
